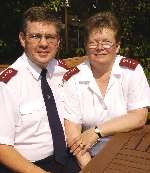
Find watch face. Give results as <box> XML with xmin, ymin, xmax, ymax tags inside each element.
<box><xmin>95</xmin><ymin>128</ymin><xmax>100</xmax><ymax>133</ymax></box>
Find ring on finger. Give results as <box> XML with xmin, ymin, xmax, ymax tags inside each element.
<box><xmin>79</xmin><ymin>143</ymin><xmax>86</xmax><ymax>149</ymax></box>
<box><xmin>79</xmin><ymin>143</ymin><xmax>83</xmax><ymax>148</ymax></box>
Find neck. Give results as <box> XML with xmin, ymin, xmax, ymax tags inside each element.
<box><xmin>90</xmin><ymin>62</ymin><xmax>112</xmax><ymax>79</ymax></box>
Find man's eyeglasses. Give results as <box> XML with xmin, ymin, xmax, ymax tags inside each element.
<box><xmin>88</xmin><ymin>41</ymin><xmax>115</xmax><ymax>49</ymax></box>
<box><xmin>25</xmin><ymin>33</ymin><xmax>58</xmax><ymax>44</ymax></box>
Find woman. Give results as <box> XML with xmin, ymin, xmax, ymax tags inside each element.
<box><xmin>63</xmin><ymin>12</ymin><xmax>150</xmax><ymax>169</ymax></box>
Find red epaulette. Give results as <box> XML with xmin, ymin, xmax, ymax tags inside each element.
<box><xmin>63</xmin><ymin>67</ymin><xmax>80</xmax><ymax>81</ymax></box>
<box><xmin>58</xmin><ymin>59</ymin><xmax>69</xmax><ymax>70</ymax></box>
<box><xmin>0</xmin><ymin>68</ymin><xmax>17</xmax><ymax>83</ymax></box>
<box><xmin>119</xmin><ymin>58</ymin><xmax>139</xmax><ymax>69</ymax></box>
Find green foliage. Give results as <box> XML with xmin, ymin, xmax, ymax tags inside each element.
<box><xmin>141</xmin><ymin>56</ymin><xmax>150</xmax><ymax>84</ymax></box>
<box><xmin>42</xmin><ymin>0</ymin><xmax>63</xmax><ymax>11</ymax></box>
<box><xmin>0</xmin><ymin>0</ymin><xmax>150</xmax><ymax>64</ymax></box>
<box><xmin>75</xmin><ymin>48</ymin><xmax>85</xmax><ymax>56</ymax></box>
<box><xmin>144</xmin><ymin>67</ymin><xmax>150</xmax><ymax>77</ymax></box>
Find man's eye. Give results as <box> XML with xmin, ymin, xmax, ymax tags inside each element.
<box><xmin>46</xmin><ymin>35</ymin><xmax>56</xmax><ymax>40</ymax></box>
<box><xmin>32</xmin><ymin>34</ymin><xmax>41</xmax><ymax>39</ymax></box>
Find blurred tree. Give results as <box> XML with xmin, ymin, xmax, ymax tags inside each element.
<box><xmin>0</xmin><ymin>0</ymin><xmax>149</xmax><ymax>64</ymax></box>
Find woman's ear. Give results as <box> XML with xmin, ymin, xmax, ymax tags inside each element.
<box><xmin>57</xmin><ymin>39</ymin><xmax>60</xmax><ymax>47</ymax></box>
<box><xmin>19</xmin><ymin>32</ymin><xmax>26</xmax><ymax>48</ymax></box>
<box><xmin>116</xmin><ymin>43</ymin><xmax>120</xmax><ymax>54</ymax></box>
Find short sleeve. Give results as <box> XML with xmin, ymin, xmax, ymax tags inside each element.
<box><xmin>63</xmin><ymin>78</ymin><xmax>82</xmax><ymax>124</ymax></box>
<box><xmin>0</xmin><ymin>82</ymin><xmax>19</xmax><ymax>145</ymax></box>
<box><xmin>127</xmin><ymin>64</ymin><xmax>150</xmax><ymax>110</ymax></box>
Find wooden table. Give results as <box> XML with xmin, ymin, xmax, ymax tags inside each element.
<box><xmin>80</xmin><ymin>125</ymin><xmax>150</xmax><ymax>173</ymax></box>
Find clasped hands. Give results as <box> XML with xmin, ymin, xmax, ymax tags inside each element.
<box><xmin>68</xmin><ymin>128</ymin><xmax>99</xmax><ymax>155</ymax></box>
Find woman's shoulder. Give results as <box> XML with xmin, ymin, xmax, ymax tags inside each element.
<box><xmin>118</xmin><ymin>55</ymin><xmax>139</xmax><ymax>70</ymax></box>
<box><xmin>62</xmin><ymin>56</ymin><xmax>90</xmax><ymax>82</ymax></box>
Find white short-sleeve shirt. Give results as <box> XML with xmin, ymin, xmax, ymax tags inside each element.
<box><xmin>63</xmin><ymin>55</ymin><xmax>150</xmax><ymax>130</ymax></box>
<box><xmin>0</xmin><ymin>53</ymin><xmax>66</xmax><ymax>161</ymax></box>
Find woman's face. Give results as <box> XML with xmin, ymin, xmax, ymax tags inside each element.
<box><xmin>86</xmin><ymin>28</ymin><xmax>120</xmax><ymax>67</ymax></box>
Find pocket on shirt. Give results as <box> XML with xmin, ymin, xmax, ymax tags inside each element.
<box><xmin>15</xmin><ymin>99</ymin><xmax>48</xmax><ymax>135</ymax></box>
<box><xmin>19</xmin><ymin>99</ymin><xmax>46</xmax><ymax>128</ymax></box>
<box><xmin>20</xmin><ymin>99</ymin><xmax>45</xmax><ymax>115</ymax></box>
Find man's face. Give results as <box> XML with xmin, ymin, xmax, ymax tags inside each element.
<box><xmin>19</xmin><ymin>21</ymin><xmax>60</xmax><ymax>68</ymax></box>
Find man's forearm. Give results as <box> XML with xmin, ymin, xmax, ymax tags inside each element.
<box><xmin>0</xmin><ymin>144</ymin><xmax>49</xmax><ymax>173</ymax></box>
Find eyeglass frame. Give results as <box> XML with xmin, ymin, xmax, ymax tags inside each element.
<box><xmin>24</xmin><ymin>33</ymin><xmax>59</xmax><ymax>44</ymax></box>
<box><xmin>87</xmin><ymin>40</ymin><xmax>116</xmax><ymax>50</ymax></box>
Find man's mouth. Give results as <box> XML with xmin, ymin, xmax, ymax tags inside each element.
<box><xmin>38</xmin><ymin>51</ymin><xmax>49</xmax><ymax>55</ymax></box>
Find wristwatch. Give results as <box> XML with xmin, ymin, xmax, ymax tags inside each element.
<box><xmin>94</xmin><ymin>126</ymin><xmax>102</xmax><ymax>139</ymax></box>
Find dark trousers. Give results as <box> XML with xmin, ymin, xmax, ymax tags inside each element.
<box><xmin>0</xmin><ymin>154</ymin><xmax>80</xmax><ymax>173</ymax></box>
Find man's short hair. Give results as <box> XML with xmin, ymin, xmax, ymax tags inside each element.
<box><xmin>20</xmin><ymin>6</ymin><xmax>62</xmax><ymax>34</ymax></box>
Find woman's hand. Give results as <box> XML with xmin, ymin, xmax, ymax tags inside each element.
<box><xmin>69</xmin><ymin>128</ymin><xmax>99</xmax><ymax>155</ymax></box>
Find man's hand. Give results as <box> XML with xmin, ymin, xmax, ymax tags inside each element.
<box><xmin>69</xmin><ymin>128</ymin><xmax>99</xmax><ymax>155</ymax></box>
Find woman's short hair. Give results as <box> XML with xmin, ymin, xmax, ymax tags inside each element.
<box><xmin>84</xmin><ymin>11</ymin><xmax>121</xmax><ymax>43</ymax></box>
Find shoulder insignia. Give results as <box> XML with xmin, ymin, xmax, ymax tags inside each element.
<box><xmin>58</xmin><ymin>59</ymin><xmax>69</xmax><ymax>70</ymax></box>
<box><xmin>63</xmin><ymin>67</ymin><xmax>80</xmax><ymax>81</ymax></box>
<box><xmin>119</xmin><ymin>58</ymin><xmax>139</xmax><ymax>69</ymax></box>
<box><xmin>0</xmin><ymin>68</ymin><xmax>17</xmax><ymax>83</ymax></box>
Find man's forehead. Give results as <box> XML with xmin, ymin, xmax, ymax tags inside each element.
<box><xmin>26</xmin><ymin>21</ymin><xmax>57</xmax><ymax>33</ymax></box>
<box><xmin>26</xmin><ymin>21</ymin><xmax>55</xmax><ymax>27</ymax></box>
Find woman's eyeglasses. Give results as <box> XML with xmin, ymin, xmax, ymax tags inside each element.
<box><xmin>88</xmin><ymin>41</ymin><xmax>115</xmax><ymax>49</ymax></box>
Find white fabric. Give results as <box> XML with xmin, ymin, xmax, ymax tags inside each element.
<box><xmin>0</xmin><ymin>53</ymin><xmax>66</xmax><ymax>162</ymax></box>
<box><xmin>63</xmin><ymin>55</ymin><xmax>150</xmax><ymax>130</ymax></box>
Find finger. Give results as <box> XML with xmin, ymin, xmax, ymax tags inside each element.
<box><xmin>73</xmin><ymin>145</ymin><xmax>83</xmax><ymax>155</ymax></box>
<box><xmin>81</xmin><ymin>148</ymin><xmax>87</xmax><ymax>155</ymax></box>
<box><xmin>70</xmin><ymin>140</ymin><xmax>82</xmax><ymax>152</ymax></box>
<box><xmin>81</xmin><ymin>144</ymin><xmax>90</xmax><ymax>155</ymax></box>
<box><xmin>69</xmin><ymin>135</ymin><xmax>81</xmax><ymax>147</ymax></box>
<box><xmin>73</xmin><ymin>143</ymin><xmax>88</xmax><ymax>156</ymax></box>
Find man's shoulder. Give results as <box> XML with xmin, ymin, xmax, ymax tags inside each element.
<box><xmin>0</xmin><ymin>56</ymin><xmax>26</xmax><ymax>84</ymax></box>
<box><xmin>0</xmin><ymin>67</ymin><xmax>18</xmax><ymax>83</ymax></box>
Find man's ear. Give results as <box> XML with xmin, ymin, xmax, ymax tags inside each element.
<box><xmin>57</xmin><ymin>38</ymin><xmax>61</xmax><ymax>48</ymax></box>
<box><xmin>19</xmin><ymin>32</ymin><xmax>26</xmax><ymax>48</ymax></box>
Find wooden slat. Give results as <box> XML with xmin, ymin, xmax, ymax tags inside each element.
<box><xmin>0</xmin><ymin>64</ymin><xmax>9</xmax><ymax>72</ymax></box>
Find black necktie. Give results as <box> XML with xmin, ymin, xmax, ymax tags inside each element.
<box><xmin>41</xmin><ymin>69</ymin><xmax>68</xmax><ymax>165</ymax></box>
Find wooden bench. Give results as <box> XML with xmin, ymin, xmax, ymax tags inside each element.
<box><xmin>0</xmin><ymin>64</ymin><xmax>9</xmax><ymax>72</ymax></box>
<box><xmin>0</xmin><ymin>56</ymin><xmax>87</xmax><ymax>73</ymax></box>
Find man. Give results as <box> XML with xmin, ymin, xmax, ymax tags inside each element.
<box><xmin>0</xmin><ymin>6</ymin><xmax>80</xmax><ymax>173</ymax></box>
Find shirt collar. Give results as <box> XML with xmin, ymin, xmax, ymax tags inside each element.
<box><xmin>78</xmin><ymin>60</ymin><xmax>94</xmax><ymax>82</ymax></box>
<box><xmin>78</xmin><ymin>55</ymin><xmax>123</xmax><ymax>82</ymax></box>
<box><xmin>111</xmin><ymin>55</ymin><xmax>123</xmax><ymax>76</ymax></box>
<box><xmin>23</xmin><ymin>53</ymin><xmax>59</xmax><ymax>81</ymax></box>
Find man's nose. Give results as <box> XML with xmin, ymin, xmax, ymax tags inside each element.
<box><xmin>39</xmin><ymin>36</ymin><xmax>49</xmax><ymax>46</ymax></box>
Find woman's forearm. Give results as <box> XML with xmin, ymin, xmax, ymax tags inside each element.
<box><xmin>98</xmin><ymin>108</ymin><xmax>148</xmax><ymax>137</ymax></box>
